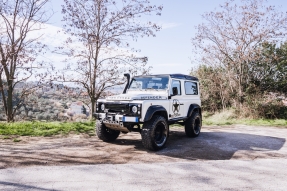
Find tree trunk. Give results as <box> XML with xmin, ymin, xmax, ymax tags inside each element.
<box><xmin>0</xmin><ymin>76</ymin><xmax>8</xmax><ymax>116</ymax></box>
<box><xmin>90</xmin><ymin>97</ymin><xmax>95</xmax><ymax>120</ymax></box>
<box><xmin>7</xmin><ymin>84</ymin><xmax>14</xmax><ymax>122</ymax></box>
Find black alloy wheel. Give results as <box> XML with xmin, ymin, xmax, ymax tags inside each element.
<box><xmin>141</xmin><ymin>115</ymin><xmax>169</xmax><ymax>151</ymax></box>
<box><xmin>154</xmin><ymin>121</ymin><xmax>168</xmax><ymax>147</ymax></box>
<box><xmin>185</xmin><ymin>112</ymin><xmax>201</xmax><ymax>137</ymax></box>
<box><xmin>96</xmin><ymin>121</ymin><xmax>120</xmax><ymax>142</ymax></box>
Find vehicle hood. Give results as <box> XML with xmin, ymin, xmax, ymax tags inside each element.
<box><xmin>106</xmin><ymin>93</ymin><xmax>168</xmax><ymax>101</ymax></box>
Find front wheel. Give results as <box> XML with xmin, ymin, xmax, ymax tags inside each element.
<box><xmin>96</xmin><ymin>121</ymin><xmax>120</xmax><ymax>142</ymax></box>
<box><xmin>185</xmin><ymin>112</ymin><xmax>201</xmax><ymax>137</ymax></box>
<box><xmin>141</xmin><ymin>115</ymin><xmax>169</xmax><ymax>151</ymax></box>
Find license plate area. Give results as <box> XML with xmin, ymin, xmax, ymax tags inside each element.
<box><xmin>122</xmin><ymin>116</ymin><xmax>139</xmax><ymax>122</ymax></box>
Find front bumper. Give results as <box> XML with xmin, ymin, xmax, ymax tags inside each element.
<box><xmin>94</xmin><ymin>113</ymin><xmax>140</xmax><ymax>122</ymax></box>
<box><xmin>94</xmin><ymin>112</ymin><xmax>140</xmax><ymax>132</ymax></box>
<box><xmin>102</xmin><ymin>119</ymin><xmax>129</xmax><ymax>133</ymax></box>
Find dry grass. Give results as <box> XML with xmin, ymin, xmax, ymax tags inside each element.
<box><xmin>203</xmin><ymin>109</ymin><xmax>287</xmax><ymax>126</ymax></box>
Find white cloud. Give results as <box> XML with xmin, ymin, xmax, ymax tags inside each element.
<box><xmin>26</xmin><ymin>23</ymin><xmax>143</xmax><ymax>68</ymax></box>
<box><xmin>155</xmin><ymin>63</ymin><xmax>185</xmax><ymax>66</ymax></box>
<box><xmin>161</xmin><ymin>22</ymin><xmax>181</xmax><ymax>29</ymax></box>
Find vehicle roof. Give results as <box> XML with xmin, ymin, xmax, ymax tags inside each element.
<box><xmin>133</xmin><ymin>74</ymin><xmax>198</xmax><ymax>81</ymax></box>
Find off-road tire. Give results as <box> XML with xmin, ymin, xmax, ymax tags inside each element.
<box><xmin>185</xmin><ymin>112</ymin><xmax>201</xmax><ymax>137</ymax></box>
<box><xmin>96</xmin><ymin>121</ymin><xmax>120</xmax><ymax>142</ymax></box>
<box><xmin>141</xmin><ymin>115</ymin><xmax>169</xmax><ymax>151</ymax></box>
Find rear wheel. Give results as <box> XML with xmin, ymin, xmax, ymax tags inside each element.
<box><xmin>96</xmin><ymin>121</ymin><xmax>120</xmax><ymax>142</ymax></box>
<box><xmin>185</xmin><ymin>112</ymin><xmax>201</xmax><ymax>137</ymax></box>
<box><xmin>141</xmin><ymin>115</ymin><xmax>169</xmax><ymax>151</ymax></box>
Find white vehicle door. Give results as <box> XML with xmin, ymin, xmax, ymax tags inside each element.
<box><xmin>169</xmin><ymin>79</ymin><xmax>185</xmax><ymax>119</ymax></box>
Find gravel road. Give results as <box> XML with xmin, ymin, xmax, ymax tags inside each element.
<box><xmin>1</xmin><ymin>125</ymin><xmax>287</xmax><ymax>190</ymax></box>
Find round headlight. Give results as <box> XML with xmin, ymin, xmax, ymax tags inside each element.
<box><xmin>132</xmin><ymin>105</ymin><xmax>137</xmax><ymax>113</ymax></box>
<box><xmin>100</xmin><ymin>104</ymin><xmax>105</xmax><ymax>111</ymax></box>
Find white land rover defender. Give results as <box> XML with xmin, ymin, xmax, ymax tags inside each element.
<box><xmin>94</xmin><ymin>74</ymin><xmax>202</xmax><ymax>151</ymax></box>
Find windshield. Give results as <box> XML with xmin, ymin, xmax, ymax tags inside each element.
<box><xmin>128</xmin><ymin>76</ymin><xmax>169</xmax><ymax>91</ymax></box>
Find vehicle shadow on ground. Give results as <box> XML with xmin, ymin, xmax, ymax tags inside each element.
<box><xmin>155</xmin><ymin>130</ymin><xmax>286</xmax><ymax>160</ymax></box>
<box><xmin>0</xmin><ymin>181</ymin><xmax>58</xmax><ymax>191</ymax></box>
<box><xmin>115</xmin><ymin>129</ymin><xmax>286</xmax><ymax>160</ymax></box>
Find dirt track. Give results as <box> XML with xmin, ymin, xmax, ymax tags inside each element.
<box><xmin>1</xmin><ymin>125</ymin><xmax>287</xmax><ymax>169</ymax></box>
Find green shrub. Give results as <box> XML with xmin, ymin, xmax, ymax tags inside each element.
<box><xmin>0</xmin><ymin>121</ymin><xmax>95</xmax><ymax>137</ymax></box>
<box><xmin>258</xmin><ymin>101</ymin><xmax>287</xmax><ymax>119</ymax></box>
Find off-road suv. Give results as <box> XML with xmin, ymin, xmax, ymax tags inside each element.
<box><xmin>94</xmin><ymin>73</ymin><xmax>202</xmax><ymax>151</ymax></box>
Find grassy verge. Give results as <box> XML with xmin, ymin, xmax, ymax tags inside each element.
<box><xmin>203</xmin><ymin>110</ymin><xmax>287</xmax><ymax>126</ymax></box>
<box><xmin>203</xmin><ymin>118</ymin><xmax>287</xmax><ymax>126</ymax></box>
<box><xmin>0</xmin><ymin>121</ymin><xmax>95</xmax><ymax>137</ymax></box>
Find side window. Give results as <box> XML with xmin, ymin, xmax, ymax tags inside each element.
<box><xmin>170</xmin><ymin>80</ymin><xmax>181</xmax><ymax>95</ymax></box>
<box><xmin>185</xmin><ymin>81</ymin><xmax>198</xmax><ymax>95</ymax></box>
<box><xmin>130</xmin><ymin>81</ymin><xmax>142</xmax><ymax>89</ymax></box>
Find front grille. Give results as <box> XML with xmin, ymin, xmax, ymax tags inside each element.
<box><xmin>105</xmin><ymin>103</ymin><xmax>129</xmax><ymax>113</ymax></box>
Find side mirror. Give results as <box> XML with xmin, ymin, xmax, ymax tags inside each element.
<box><xmin>172</xmin><ymin>87</ymin><xmax>178</xmax><ymax>96</ymax></box>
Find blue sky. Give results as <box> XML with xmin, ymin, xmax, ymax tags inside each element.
<box><xmin>47</xmin><ymin>0</ymin><xmax>287</xmax><ymax>75</ymax></box>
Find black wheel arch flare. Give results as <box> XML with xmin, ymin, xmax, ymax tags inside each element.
<box><xmin>144</xmin><ymin>105</ymin><xmax>168</xmax><ymax>122</ymax></box>
<box><xmin>187</xmin><ymin>104</ymin><xmax>202</xmax><ymax>118</ymax></box>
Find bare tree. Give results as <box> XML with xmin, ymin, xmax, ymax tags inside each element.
<box><xmin>192</xmin><ymin>0</ymin><xmax>287</xmax><ymax>108</ymax></box>
<box><xmin>0</xmin><ymin>0</ymin><xmax>51</xmax><ymax>122</ymax></box>
<box><xmin>55</xmin><ymin>0</ymin><xmax>163</xmax><ymax>116</ymax></box>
